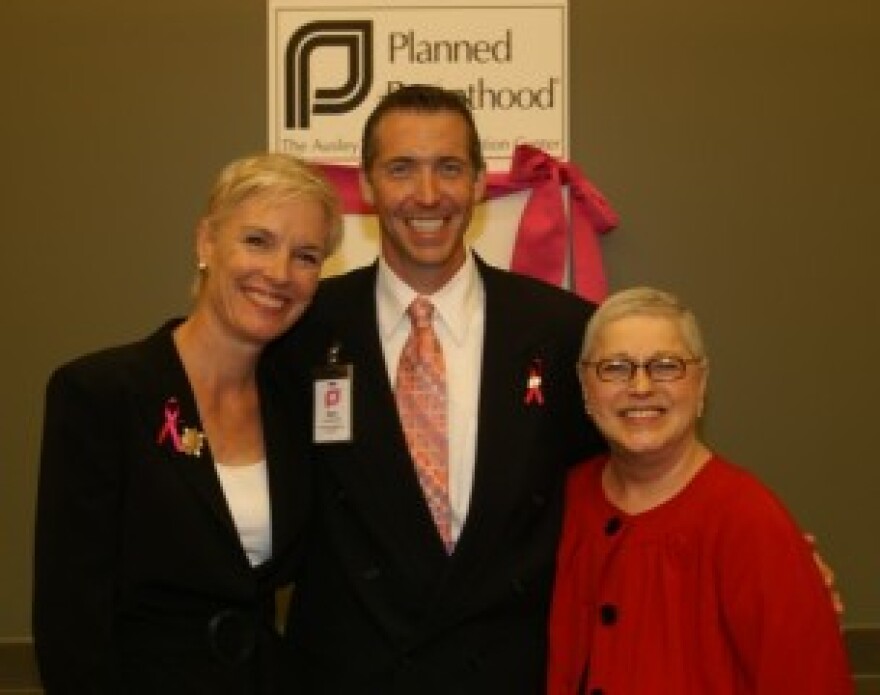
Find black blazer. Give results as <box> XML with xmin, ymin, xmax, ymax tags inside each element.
<box><xmin>280</xmin><ymin>257</ymin><xmax>603</xmax><ymax>694</ymax></box>
<box><xmin>33</xmin><ymin>321</ymin><xmax>313</xmax><ymax>695</ymax></box>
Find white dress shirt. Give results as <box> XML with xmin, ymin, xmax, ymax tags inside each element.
<box><xmin>376</xmin><ymin>252</ymin><xmax>485</xmax><ymax>542</ymax></box>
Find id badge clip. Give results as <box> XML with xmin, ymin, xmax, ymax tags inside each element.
<box><xmin>313</xmin><ymin>344</ymin><xmax>353</xmax><ymax>443</ymax></box>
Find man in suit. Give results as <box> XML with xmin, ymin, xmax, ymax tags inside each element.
<box><xmin>281</xmin><ymin>84</ymin><xmax>604</xmax><ymax>693</ymax></box>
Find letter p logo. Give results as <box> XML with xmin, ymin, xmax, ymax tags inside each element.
<box><xmin>285</xmin><ymin>20</ymin><xmax>374</xmax><ymax>130</ymax></box>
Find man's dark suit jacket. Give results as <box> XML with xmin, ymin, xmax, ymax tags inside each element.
<box><xmin>280</xmin><ymin>257</ymin><xmax>603</xmax><ymax>694</ymax></box>
<box><xmin>33</xmin><ymin>321</ymin><xmax>313</xmax><ymax>694</ymax></box>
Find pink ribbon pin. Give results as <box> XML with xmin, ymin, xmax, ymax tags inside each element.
<box><xmin>156</xmin><ymin>397</ymin><xmax>183</xmax><ymax>452</ymax></box>
<box><xmin>524</xmin><ymin>359</ymin><xmax>545</xmax><ymax>406</ymax></box>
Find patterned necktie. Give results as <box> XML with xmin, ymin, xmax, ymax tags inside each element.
<box><xmin>395</xmin><ymin>296</ymin><xmax>452</xmax><ymax>552</ymax></box>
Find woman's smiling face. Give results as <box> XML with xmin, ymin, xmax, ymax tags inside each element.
<box><xmin>197</xmin><ymin>193</ymin><xmax>330</xmax><ymax>347</ymax></box>
<box><xmin>581</xmin><ymin>314</ymin><xmax>707</xmax><ymax>463</ymax></box>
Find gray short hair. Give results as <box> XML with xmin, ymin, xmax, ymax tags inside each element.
<box><xmin>582</xmin><ymin>287</ymin><xmax>706</xmax><ymax>360</ymax></box>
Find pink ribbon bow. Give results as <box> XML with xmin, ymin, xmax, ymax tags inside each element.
<box><xmin>486</xmin><ymin>145</ymin><xmax>619</xmax><ymax>302</ymax></box>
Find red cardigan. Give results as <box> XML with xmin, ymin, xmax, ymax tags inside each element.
<box><xmin>547</xmin><ymin>454</ymin><xmax>853</xmax><ymax>695</ymax></box>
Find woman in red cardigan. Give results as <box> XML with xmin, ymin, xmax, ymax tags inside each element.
<box><xmin>547</xmin><ymin>286</ymin><xmax>852</xmax><ymax>695</ymax></box>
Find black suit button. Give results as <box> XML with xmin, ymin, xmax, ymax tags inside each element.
<box><xmin>510</xmin><ymin>578</ymin><xmax>526</xmax><ymax>596</ymax></box>
<box><xmin>531</xmin><ymin>493</ymin><xmax>546</xmax><ymax>508</ymax></box>
<box><xmin>600</xmin><ymin>603</ymin><xmax>618</xmax><ymax>625</ymax></box>
<box><xmin>604</xmin><ymin>516</ymin><xmax>622</xmax><ymax>535</ymax></box>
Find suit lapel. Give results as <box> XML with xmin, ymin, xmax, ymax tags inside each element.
<box><xmin>137</xmin><ymin>324</ymin><xmax>250</xmax><ymax>567</ymax></box>
<box><xmin>318</xmin><ymin>267</ymin><xmax>451</xmax><ymax>567</ymax></box>
<box><xmin>260</xmin><ymin>353</ymin><xmax>309</xmax><ymax>569</ymax></box>
<box><xmin>455</xmin><ymin>261</ymin><xmax>547</xmax><ymax>555</ymax></box>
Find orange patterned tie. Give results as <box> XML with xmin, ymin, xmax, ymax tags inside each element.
<box><xmin>395</xmin><ymin>296</ymin><xmax>452</xmax><ymax>552</ymax></box>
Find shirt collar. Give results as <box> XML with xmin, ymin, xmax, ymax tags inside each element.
<box><xmin>377</xmin><ymin>252</ymin><xmax>481</xmax><ymax>345</ymax></box>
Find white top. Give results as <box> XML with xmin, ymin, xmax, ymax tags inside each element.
<box><xmin>214</xmin><ymin>460</ymin><xmax>273</xmax><ymax>566</ymax></box>
<box><xmin>377</xmin><ymin>251</ymin><xmax>485</xmax><ymax>542</ymax></box>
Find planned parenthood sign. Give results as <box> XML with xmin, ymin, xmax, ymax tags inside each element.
<box><xmin>268</xmin><ymin>0</ymin><xmax>569</xmax><ymax>171</ymax></box>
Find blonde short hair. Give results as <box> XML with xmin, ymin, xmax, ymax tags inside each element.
<box><xmin>582</xmin><ymin>287</ymin><xmax>706</xmax><ymax>360</ymax></box>
<box><xmin>203</xmin><ymin>152</ymin><xmax>343</xmax><ymax>255</ymax></box>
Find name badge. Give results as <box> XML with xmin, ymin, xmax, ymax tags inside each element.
<box><xmin>313</xmin><ymin>345</ymin><xmax>352</xmax><ymax>443</ymax></box>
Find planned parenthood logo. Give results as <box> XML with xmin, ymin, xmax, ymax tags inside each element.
<box><xmin>284</xmin><ymin>20</ymin><xmax>374</xmax><ymax>129</ymax></box>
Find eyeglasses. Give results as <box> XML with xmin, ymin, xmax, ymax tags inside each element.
<box><xmin>579</xmin><ymin>355</ymin><xmax>703</xmax><ymax>383</ymax></box>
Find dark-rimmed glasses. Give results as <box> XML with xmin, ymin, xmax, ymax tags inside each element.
<box><xmin>579</xmin><ymin>356</ymin><xmax>703</xmax><ymax>383</ymax></box>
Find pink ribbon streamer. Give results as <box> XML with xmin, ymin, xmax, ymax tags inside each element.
<box><xmin>316</xmin><ymin>144</ymin><xmax>619</xmax><ymax>302</ymax></box>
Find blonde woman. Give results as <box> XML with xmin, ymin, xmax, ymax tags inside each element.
<box><xmin>34</xmin><ymin>153</ymin><xmax>341</xmax><ymax>694</ymax></box>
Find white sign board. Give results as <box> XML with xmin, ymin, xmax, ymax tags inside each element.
<box><xmin>269</xmin><ymin>0</ymin><xmax>568</xmax><ymax>169</ymax></box>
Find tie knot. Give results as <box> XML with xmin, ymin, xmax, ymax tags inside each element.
<box><xmin>407</xmin><ymin>296</ymin><xmax>435</xmax><ymax>329</ymax></box>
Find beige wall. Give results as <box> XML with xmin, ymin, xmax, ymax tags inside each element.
<box><xmin>2</xmin><ymin>0</ymin><xmax>877</xmax><ymax>644</ymax></box>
